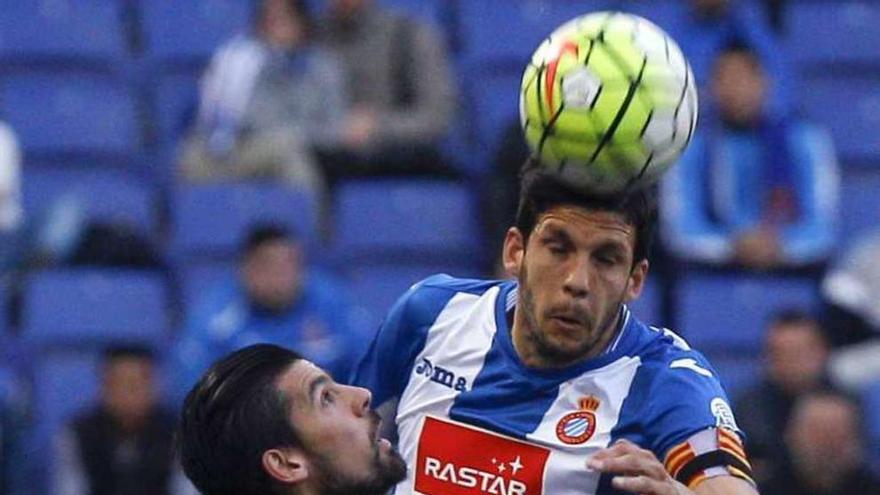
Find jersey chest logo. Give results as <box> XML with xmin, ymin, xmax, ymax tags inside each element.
<box><xmin>555</xmin><ymin>396</ymin><xmax>600</xmax><ymax>445</ymax></box>
<box><xmin>415</xmin><ymin>416</ymin><xmax>550</xmax><ymax>495</ymax></box>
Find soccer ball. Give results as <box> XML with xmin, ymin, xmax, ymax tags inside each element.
<box><xmin>520</xmin><ymin>12</ymin><xmax>698</xmax><ymax>193</ymax></box>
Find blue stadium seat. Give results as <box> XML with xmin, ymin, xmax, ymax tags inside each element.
<box><xmin>333</xmin><ymin>179</ymin><xmax>482</xmax><ymax>266</ymax></box>
<box><xmin>701</xmin><ymin>351</ymin><xmax>762</xmax><ymax>400</ymax></box>
<box><xmin>21</xmin><ymin>167</ymin><xmax>158</xmax><ymax>235</ymax></box>
<box><xmin>616</xmin><ymin>0</ymin><xmax>689</xmax><ymax>35</ymax></box>
<box><xmin>154</xmin><ymin>71</ymin><xmax>200</xmax><ymax>150</ymax></box>
<box><xmin>345</xmin><ymin>263</ymin><xmax>483</xmax><ymax>334</ymax></box>
<box><xmin>31</xmin><ymin>350</ymin><xmax>102</xmax><ymax>442</ymax></box>
<box><xmin>839</xmin><ymin>170</ymin><xmax>880</xmax><ymax>246</ymax></box>
<box><xmin>0</xmin><ymin>72</ymin><xmax>139</xmax><ymax>159</ymax></box>
<box><xmin>676</xmin><ymin>272</ymin><xmax>820</xmax><ymax>353</ymax></box>
<box><xmin>457</xmin><ymin>0</ymin><xmax>617</xmax><ymax>68</ymax></box>
<box><xmin>22</xmin><ymin>269</ymin><xmax>169</xmax><ymax>347</ymax></box>
<box><xmin>0</xmin><ymin>0</ymin><xmax>126</xmax><ymax>66</ymax></box>
<box><xmin>466</xmin><ymin>68</ymin><xmax>522</xmax><ymax>158</ymax></box>
<box><xmin>787</xmin><ymin>1</ymin><xmax>880</xmax><ymax>70</ymax></box>
<box><xmin>141</xmin><ymin>0</ymin><xmax>252</xmax><ymax>66</ymax></box>
<box><xmin>170</xmin><ymin>183</ymin><xmax>320</xmax><ymax>262</ymax></box>
<box><xmin>176</xmin><ymin>262</ymin><xmax>237</xmax><ymax>310</ymax></box>
<box><xmin>800</xmin><ymin>75</ymin><xmax>880</xmax><ymax>165</ymax></box>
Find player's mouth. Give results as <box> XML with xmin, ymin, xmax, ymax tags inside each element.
<box><xmin>370</xmin><ymin>412</ymin><xmax>393</xmax><ymax>449</ymax></box>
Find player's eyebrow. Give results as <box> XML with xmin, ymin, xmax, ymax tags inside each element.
<box><xmin>307</xmin><ymin>374</ymin><xmax>331</xmax><ymax>407</ymax></box>
<box><xmin>541</xmin><ymin>224</ymin><xmax>574</xmax><ymax>244</ymax></box>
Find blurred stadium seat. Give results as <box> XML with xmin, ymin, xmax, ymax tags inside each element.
<box><xmin>22</xmin><ymin>167</ymin><xmax>158</xmax><ymax>235</ymax></box>
<box><xmin>154</xmin><ymin>71</ymin><xmax>200</xmax><ymax>151</ymax></box>
<box><xmin>800</xmin><ymin>75</ymin><xmax>880</xmax><ymax>165</ymax></box>
<box><xmin>677</xmin><ymin>271</ymin><xmax>820</xmax><ymax>354</ymax></box>
<box><xmin>176</xmin><ymin>261</ymin><xmax>237</xmax><ymax>310</ymax></box>
<box><xmin>457</xmin><ymin>0</ymin><xmax>616</xmax><ymax>67</ymax></box>
<box><xmin>0</xmin><ymin>71</ymin><xmax>139</xmax><ymax>160</ymax></box>
<box><xmin>22</xmin><ymin>269</ymin><xmax>170</xmax><ymax>467</ymax></box>
<box><xmin>465</xmin><ymin>68</ymin><xmax>522</xmax><ymax>162</ymax></box>
<box><xmin>0</xmin><ymin>0</ymin><xmax>126</xmax><ymax>67</ymax></box>
<box><xmin>702</xmin><ymin>352</ymin><xmax>762</xmax><ymax>399</ymax></box>
<box><xmin>170</xmin><ymin>182</ymin><xmax>320</xmax><ymax>262</ymax></box>
<box><xmin>22</xmin><ymin>269</ymin><xmax>169</xmax><ymax>347</ymax></box>
<box><xmin>787</xmin><ymin>1</ymin><xmax>880</xmax><ymax>71</ymax></box>
<box><xmin>332</xmin><ymin>179</ymin><xmax>482</xmax><ymax>266</ymax></box>
<box><xmin>140</xmin><ymin>0</ymin><xmax>252</xmax><ymax>67</ymax></box>
<box><xmin>839</xmin><ymin>169</ymin><xmax>880</xmax><ymax>247</ymax></box>
<box><xmin>345</xmin><ymin>263</ymin><xmax>473</xmax><ymax>336</ymax></box>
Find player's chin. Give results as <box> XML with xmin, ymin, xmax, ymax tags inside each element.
<box><xmin>376</xmin><ymin>444</ymin><xmax>408</xmax><ymax>483</ymax></box>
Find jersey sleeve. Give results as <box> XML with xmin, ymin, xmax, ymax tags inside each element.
<box><xmin>640</xmin><ymin>349</ymin><xmax>754</xmax><ymax>488</ymax></box>
<box><xmin>348</xmin><ymin>275</ymin><xmax>459</xmax><ymax>407</ymax></box>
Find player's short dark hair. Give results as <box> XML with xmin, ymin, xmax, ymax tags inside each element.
<box><xmin>768</xmin><ymin>308</ymin><xmax>820</xmax><ymax>330</ymax></box>
<box><xmin>514</xmin><ymin>160</ymin><xmax>657</xmax><ymax>264</ymax></box>
<box><xmin>177</xmin><ymin>344</ymin><xmax>303</xmax><ymax>495</ymax></box>
<box><xmin>241</xmin><ymin>223</ymin><xmax>295</xmax><ymax>257</ymax></box>
<box><xmin>102</xmin><ymin>344</ymin><xmax>155</xmax><ymax>364</ymax></box>
<box><xmin>715</xmin><ymin>38</ymin><xmax>762</xmax><ymax>70</ymax></box>
<box><xmin>254</xmin><ymin>0</ymin><xmax>314</xmax><ymax>37</ymax></box>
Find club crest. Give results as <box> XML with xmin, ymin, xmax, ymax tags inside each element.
<box><xmin>556</xmin><ymin>395</ymin><xmax>600</xmax><ymax>445</ymax></box>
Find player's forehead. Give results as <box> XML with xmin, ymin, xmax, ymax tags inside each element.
<box><xmin>534</xmin><ymin>206</ymin><xmax>635</xmax><ymax>245</ymax></box>
<box><xmin>276</xmin><ymin>359</ymin><xmax>326</xmax><ymax>403</ymax></box>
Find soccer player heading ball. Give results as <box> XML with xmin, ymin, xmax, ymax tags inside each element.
<box><xmin>352</xmin><ymin>164</ymin><xmax>756</xmax><ymax>494</ymax></box>
<box><xmin>521</xmin><ymin>12</ymin><xmax>698</xmax><ymax>194</ymax></box>
<box><xmin>349</xmin><ymin>14</ymin><xmax>753</xmax><ymax>494</ymax></box>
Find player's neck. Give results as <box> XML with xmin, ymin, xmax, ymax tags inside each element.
<box><xmin>510</xmin><ymin>310</ymin><xmax>622</xmax><ymax>369</ymax></box>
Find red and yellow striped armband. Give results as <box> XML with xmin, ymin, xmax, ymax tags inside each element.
<box><xmin>663</xmin><ymin>427</ymin><xmax>755</xmax><ymax>488</ymax></box>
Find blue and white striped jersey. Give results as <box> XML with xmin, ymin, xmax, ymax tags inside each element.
<box><xmin>352</xmin><ymin>275</ymin><xmax>751</xmax><ymax>495</ymax></box>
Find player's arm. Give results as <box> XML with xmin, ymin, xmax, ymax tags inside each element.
<box><xmin>588</xmin><ymin>439</ymin><xmax>758</xmax><ymax>495</ymax></box>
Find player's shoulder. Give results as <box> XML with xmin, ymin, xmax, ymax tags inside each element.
<box><xmin>630</xmin><ymin>322</ymin><xmax>724</xmax><ymax>393</ymax></box>
<box><xmin>388</xmin><ymin>274</ymin><xmax>507</xmax><ymax>327</ymax></box>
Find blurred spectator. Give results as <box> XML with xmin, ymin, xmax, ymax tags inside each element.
<box><xmin>166</xmin><ymin>224</ymin><xmax>360</xmax><ymax>407</ymax></box>
<box><xmin>318</xmin><ymin>0</ymin><xmax>457</xmax><ymax>181</ymax></box>
<box><xmin>0</xmin><ymin>122</ymin><xmax>23</xmax><ymax>276</ymax></box>
<box><xmin>53</xmin><ymin>346</ymin><xmax>190</xmax><ymax>495</ymax></box>
<box><xmin>0</xmin><ymin>366</ymin><xmax>29</xmax><ymax>495</ymax></box>
<box><xmin>760</xmin><ymin>390</ymin><xmax>880</xmax><ymax>494</ymax></box>
<box><xmin>180</xmin><ymin>0</ymin><xmax>346</xmax><ymax>198</ymax></box>
<box><xmin>734</xmin><ymin>309</ymin><xmax>831</xmax><ymax>484</ymax></box>
<box><xmin>821</xmin><ymin>232</ymin><xmax>880</xmax><ymax>391</ymax></box>
<box><xmin>661</xmin><ymin>41</ymin><xmax>838</xmax><ymax>271</ymax></box>
<box><xmin>666</xmin><ymin>0</ymin><xmax>791</xmax><ymax>113</ymax></box>
<box><xmin>822</xmin><ymin>231</ymin><xmax>880</xmax><ymax>347</ymax></box>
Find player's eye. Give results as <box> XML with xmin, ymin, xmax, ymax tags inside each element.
<box><xmin>321</xmin><ymin>389</ymin><xmax>336</xmax><ymax>406</ymax></box>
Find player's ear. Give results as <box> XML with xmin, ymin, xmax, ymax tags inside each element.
<box><xmin>624</xmin><ymin>259</ymin><xmax>649</xmax><ymax>302</ymax></box>
<box><xmin>262</xmin><ymin>447</ymin><xmax>309</xmax><ymax>485</ymax></box>
<box><xmin>502</xmin><ymin>227</ymin><xmax>525</xmax><ymax>277</ymax></box>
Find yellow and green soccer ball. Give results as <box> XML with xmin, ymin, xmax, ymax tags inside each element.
<box><xmin>520</xmin><ymin>12</ymin><xmax>698</xmax><ymax>193</ymax></box>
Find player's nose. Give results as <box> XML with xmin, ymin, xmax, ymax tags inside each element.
<box><xmin>563</xmin><ymin>254</ymin><xmax>590</xmax><ymax>298</ymax></box>
<box><xmin>344</xmin><ymin>384</ymin><xmax>372</xmax><ymax>416</ymax></box>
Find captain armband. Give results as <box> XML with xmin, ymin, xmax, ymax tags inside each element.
<box><xmin>663</xmin><ymin>427</ymin><xmax>755</xmax><ymax>488</ymax></box>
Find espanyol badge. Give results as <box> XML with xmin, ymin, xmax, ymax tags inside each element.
<box><xmin>556</xmin><ymin>395</ymin><xmax>600</xmax><ymax>445</ymax></box>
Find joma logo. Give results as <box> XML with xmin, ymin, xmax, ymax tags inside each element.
<box><xmin>415</xmin><ymin>358</ymin><xmax>469</xmax><ymax>392</ymax></box>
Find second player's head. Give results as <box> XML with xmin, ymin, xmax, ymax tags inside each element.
<box><xmin>177</xmin><ymin>344</ymin><xmax>406</xmax><ymax>495</ymax></box>
<box><xmin>503</xmin><ymin>164</ymin><xmax>656</xmax><ymax>367</ymax></box>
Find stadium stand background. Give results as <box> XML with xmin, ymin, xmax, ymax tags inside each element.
<box><xmin>0</xmin><ymin>0</ymin><xmax>878</xmax><ymax>492</ymax></box>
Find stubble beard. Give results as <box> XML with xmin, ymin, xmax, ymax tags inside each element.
<box><xmin>309</xmin><ymin>417</ymin><xmax>408</xmax><ymax>495</ymax></box>
<box><xmin>518</xmin><ymin>264</ymin><xmax>623</xmax><ymax>366</ymax></box>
